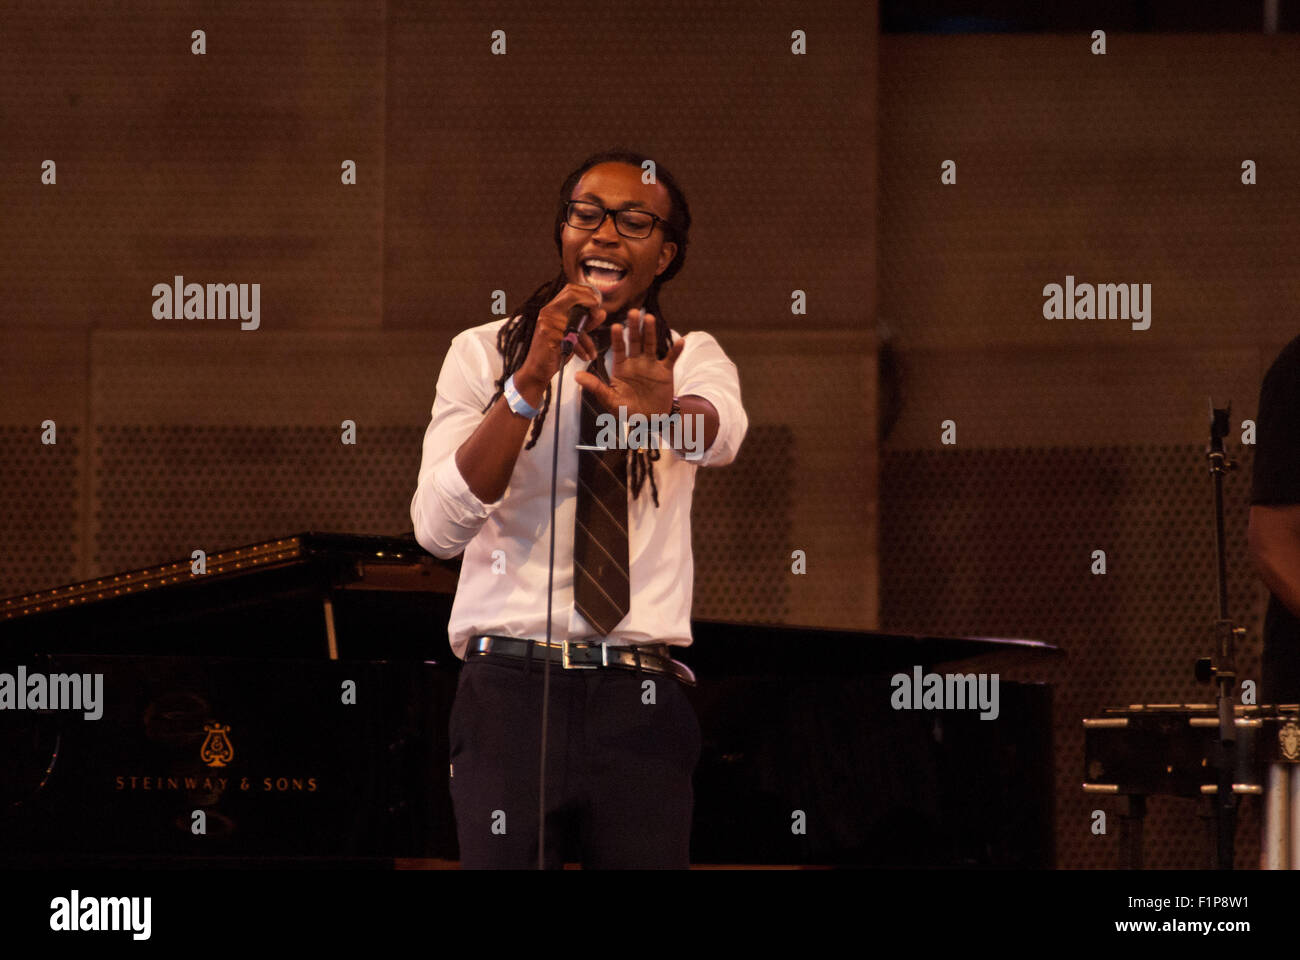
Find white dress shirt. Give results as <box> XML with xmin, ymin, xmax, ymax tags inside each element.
<box><xmin>410</xmin><ymin>315</ymin><xmax>748</xmax><ymax>665</ymax></box>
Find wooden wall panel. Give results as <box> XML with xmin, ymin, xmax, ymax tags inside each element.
<box><xmin>0</xmin><ymin>1</ymin><xmax>386</xmax><ymax>332</ymax></box>
<box><xmin>384</xmin><ymin>0</ymin><xmax>875</xmax><ymax>337</ymax></box>
<box><xmin>880</xmin><ymin>34</ymin><xmax>1300</xmax><ymax>351</ymax></box>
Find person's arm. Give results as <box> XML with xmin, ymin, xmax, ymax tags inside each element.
<box><xmin>410</xmin><ymin>334</ymin><xmax>512</xmax><ymax>558</ymax></box>
<box><xmin>453</xmin><ymin>375</ymin><xmax>544</xmax><ymax>505</ymax></box>
<box><xmin>1249</xmin><ymin>505</ymin><xmax>1300</xmax><ymax>620</ymax></box>
<box><xmin>455</xmin><ymin>288</ymin><xmax>603</xmax><ymax>501</ymax></box>
<box><xmin>667</xmin><ymin>331</ymin><xmax>748</xmax><ymax>467</ymax></box>
<box><xmin>412</xmin><ymin>291</ymin><xmax>605</xmax><ymax>556</ymax></box>
<box><xmin>1250</xmin><ymin>341</ymin><xmax>1300</xmax><ymax>615</ymax></box>
<box><xmin>1242</xmin><ymin>340</ymin><xmax>1300</xmax><ymax>613</ymax></box>
<box><xmin>673</xmin><ymin>395</ymin><xmax>719</xmax><ymax>454</ymax></box>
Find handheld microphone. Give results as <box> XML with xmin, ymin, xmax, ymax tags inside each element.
<box><xmin>561</xmin><ymin>283</ymin><xmax>603</xmax><ymax>357</ymax></box>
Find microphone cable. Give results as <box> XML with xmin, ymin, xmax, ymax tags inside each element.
<box><xmin>537</xmin><ymin>355</ymin><xmax>565</xmax><ymax>870</ymax></box>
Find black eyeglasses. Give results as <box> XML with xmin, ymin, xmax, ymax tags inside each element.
<box><xmin>564</xmin><ymin>201</ymin><xmax>667</xmax><ymax>240</ymax></box>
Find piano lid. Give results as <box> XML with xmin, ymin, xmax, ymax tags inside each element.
<box><xmin>0</xmin><ymin>532</ymin><xmax>456</xmax><ymax>624</ymax></box>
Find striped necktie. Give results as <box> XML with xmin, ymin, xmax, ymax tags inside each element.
<box><xmin>572</xmin><ymin>334</ymin><xmax>630</xmax><ymax>636</ymax></box>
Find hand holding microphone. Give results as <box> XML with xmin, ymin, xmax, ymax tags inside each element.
<box><xmin>561</xmin><ymin>283</ymin><xmax>602</xmax><ymax>357</ymax></box>
<box><xmin>514</xmin><ymin>282</ymin><xmax>606</xmax><ymax>404</ymax></box>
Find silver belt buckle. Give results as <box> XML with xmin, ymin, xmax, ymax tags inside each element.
<box><xmin>562</xmin><ymin>639</ymin><xmax>605</xmax><ymax>669</ymax></box>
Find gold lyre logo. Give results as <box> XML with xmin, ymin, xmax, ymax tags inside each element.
<box><xmin>1279</xmin><ymin>721</ymin><xmax>1300</xmax><ymax>762</ymax></box>
<box><xmin>200</xmin><ymin>723</ymin><xmax>235</xmax><ymax>768</ymax></box>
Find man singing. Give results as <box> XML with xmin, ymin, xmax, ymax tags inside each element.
<box><xmin>410</xmin><ymin>150</ymin><xmax>748</xmax><ymax>868</ymax></box>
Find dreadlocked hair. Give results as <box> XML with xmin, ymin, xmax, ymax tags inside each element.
<box><xmin>481</xmin><ymin>150</ymin><xmax>693</xmax><ymax>508</ymax></box>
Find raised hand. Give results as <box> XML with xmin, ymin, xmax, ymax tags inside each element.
<box><xmin>574</xmin><ymin>307</ymin><xmax>686</xmax><ymax>421</ymax></box>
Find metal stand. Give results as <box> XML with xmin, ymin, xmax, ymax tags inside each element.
<box><xmin>1118</xmin><ymin>795</ymin><xmax>1145</xmax><ymax>869</ymax></box>
<box><xmin>1193</xmin><ymin>403</ymin><xmax>1244</xmax><ymax>870</ymax></box>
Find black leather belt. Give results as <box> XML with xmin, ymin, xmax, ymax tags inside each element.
<box><xmin>466</xmin><ymin>635</ymin><xmax>696</xmax><ymax>686</ymax></box>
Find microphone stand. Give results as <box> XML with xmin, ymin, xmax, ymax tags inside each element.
<box><xmin>537</xmin><ymin>322</ymin><xmax>588</xmax><ymax>869</ymax></box>
<box><xmin>1194</xmin><ymin>402</ymin><xmax>1246</xmax><ymax>869</ymax></box>
<box><xmin>538</xmin><ymin>353</ymin><xmax>567</xmax><ymax>870</ymax></box>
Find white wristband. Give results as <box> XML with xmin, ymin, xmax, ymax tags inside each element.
<box><xmin>504</xmin><ymin>373</ymin><xmax>541</xmax><ymax>418</ymax></box>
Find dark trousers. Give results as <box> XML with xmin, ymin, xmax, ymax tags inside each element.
<box><xmin>448</xmin><ymin>652</ymin><xmax>701</xmax><ymax>869</ymax></box>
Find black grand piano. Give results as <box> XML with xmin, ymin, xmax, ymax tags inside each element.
<box><xmin>0</xmin><ymin>532</ymin><xmax>1057</xmax><ymax>867</ymax></box>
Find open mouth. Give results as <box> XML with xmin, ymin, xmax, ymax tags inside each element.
<box><xmin>581</xmin><ymin>258</ymin><xmax>628</xmax><ymax>292</ymax></box>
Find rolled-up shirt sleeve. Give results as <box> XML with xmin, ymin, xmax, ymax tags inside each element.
<box><xmin>410</xmin><ymin>332</ymin><xmax>505</xmax><ymax>558</ymax></box>
<box><xmin>670</xmin><ymin>330</ymin><xmax>748</xmax><ymax>468</ymax></box>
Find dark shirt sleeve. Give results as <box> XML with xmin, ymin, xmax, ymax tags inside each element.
<box><xmin>1251</xmin><ymin>336</ymin><xmax>1300</xmax><ymax>506</ymax></box>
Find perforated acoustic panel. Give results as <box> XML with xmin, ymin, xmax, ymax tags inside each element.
<box><xmin>691</xmin><ymin>425</ymin><xmax>795</xmax><ymax>623</ymax></box>
<box><xmin>880</xmin><ymin>444</ymin><xmax>1266</xmax><ymax>869</ymax></box>
<box><xmin>715</xmin><ymin>333</ymin><xmax>877</xmax><ymax>630</ymax></box>
<box><xmin>93</xmin><ymin>425</ymin><xmax>420</xmax><ymax>575</ymax></box>
<box><xmin>0</xmin><ymin>427</ymin><xmax>82</xmax><ymax>598</ymax></box>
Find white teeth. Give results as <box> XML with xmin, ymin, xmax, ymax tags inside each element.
<box><xmin>583</xmin><ymin>258</ymin><xmax>625</xmax><ymax>273</ymax></box>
